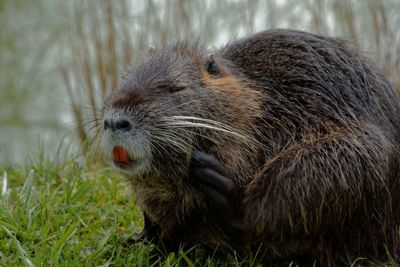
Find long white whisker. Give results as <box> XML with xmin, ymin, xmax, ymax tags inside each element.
<box><xmin>149</xmin><ymin>135</ymin><xmax>170</xmax><ymax>159</ymax></box>
<box><xmin>168</xmin><ymin>116</ymin><xmax>231</xmax><ymax>125</ymax></box>
<box><xmin>161</xmin><ymin>115</ymin><xmax>254</xmax><ymax>140</ymax></box>
<box><xmin>161</xmin><ymin>116</ymin><xmax>266</xmax><ymax>149</ymax></box>
<box><xmin>160</xmin><ymin>121</ymin><xmax>249</xmax><ymax>140</ymax></box>
<box><xmin>170</xmin><ymin>127</ymin><xmax>220</xmax><ymax>145</ymax></box>
<box><xmin>151</xmin><ymin>131</ymin><xmax>190</xmax><ymax>154</ymax></box>
<box><xmin>164</xmin><ymin>116</ymin><xmax>240</xmax><ymax>131</ymax></box>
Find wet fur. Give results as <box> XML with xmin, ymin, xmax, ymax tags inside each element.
<box><xmin>102</xmin><ymin>29</ymin><xmax>400</xmax><ymax>266</ymax></box>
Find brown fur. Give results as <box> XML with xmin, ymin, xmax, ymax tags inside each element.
<box><xmin>102</xmin><ymin>29</ymin><xmax>400</xmax><ymax>266</ymax></box>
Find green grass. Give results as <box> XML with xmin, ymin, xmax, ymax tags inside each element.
<box><xmin>0</xmin><ymin>155</ymin><xmax>398</xmax><ymax>267</ymax></box>
<box><xmin>0</xmin><ymin>154</ymin><xmax>265</xmax><ymax>266</ymax></box>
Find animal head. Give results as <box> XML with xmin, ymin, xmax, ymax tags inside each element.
<box><xmin>101</xmin><ymin>42</ymin><xmax>263</xmax><ymax>182</ymax></box>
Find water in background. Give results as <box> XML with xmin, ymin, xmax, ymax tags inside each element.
<box><xmin>1</xmin><ymin>0</ymin><xmax>399</xmax><ymax>165</ymax></box>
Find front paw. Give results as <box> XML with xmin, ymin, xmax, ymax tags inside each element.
<box><xmin>131</xmin><ymin>226</ymin><xmax>158</xmax><ymax>244</ymax></box>
<box><xmin>130</xmin><ymin>213</ymin><xmax>160</xmax><ymax>244</ymax></box>
<box><xmin>190</xmin><ymin>151</ymin><xmax>247</xmax><ymax>244</ymax></box>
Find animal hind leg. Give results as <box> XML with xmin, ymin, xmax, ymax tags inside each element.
<box><xmin>243</xmin><ymin>125</ymin><xmax>394</xmax><ymax>265</ymax></box>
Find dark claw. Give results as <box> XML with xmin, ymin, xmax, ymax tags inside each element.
<box><xmin>130</xmin><ymin>213</ymin><xmax>160</xmax><ymax>244</ymax></box>
<box><xmin>190</xmin><ymin>152</ymin><xmax>235</xmax><ymax>214</ymax></box>
<box><xmin>191</xmin><ymin>151</ymin><xmax>228</xmax><ymax>176</ymax></box>
<box><xmin>190</xmin><ymin>151</ymin><xmax>247</xmax><ymax>246</ymax></box>
<box><xmin>192</xmin><ymin>167</ymin><xmax>233</xmax><ymax>194</ymax></box>
<box><xmin>198</xmin><ymin>182</ymin><xmax>230</xmax><ymax>211</ymax></box>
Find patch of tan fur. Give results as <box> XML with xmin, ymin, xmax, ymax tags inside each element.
<box><xmin>200</xmin><ymin>67</ymin><xmax>246</xmax><ymax>96</ymax></box>
<box><xmin>200</xmin><ymin>67</ymin><xmax>266</xmax><ymax>184</ymax></box>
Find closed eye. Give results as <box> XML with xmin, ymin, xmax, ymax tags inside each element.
<box><xmin>155</xmin><ymin>83</ymin><xmax>186</xmax><ymax>93</ymax></box>
<box><xmin>169</xmin><ymin>86</ymin><xmax>186</xmax><ymax>93</ymax></box>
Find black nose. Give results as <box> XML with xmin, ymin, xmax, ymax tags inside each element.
<box><xmin>104</xmin><ymin>119</ymin><xmax>132</xmax><ymax>132</ymax></box>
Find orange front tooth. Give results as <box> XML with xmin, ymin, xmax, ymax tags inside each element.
<box><xmin>113</xmin><ymin>146</ymin><xmax>129</xmax><ymax>163</ymax></box>
<box><xmin>119</xmin><ymin>148</ymin><xmax>128</xmax><ymax>162</ymax></box>
<box><xmin>113</xmin><ymin>147</ymin><xmax>121</xmax><ymax>161</ymax></box>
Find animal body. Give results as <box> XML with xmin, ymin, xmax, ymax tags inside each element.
<box><xmin>101</xmin><ymin>29</ymin><xmax>400</xmax><ymax>266</ymax></box>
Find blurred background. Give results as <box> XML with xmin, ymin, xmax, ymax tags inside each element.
<box><xmin>1</xmin><ymin>0</ymin><xmax>399</xmax><ymax>166</ymax></box>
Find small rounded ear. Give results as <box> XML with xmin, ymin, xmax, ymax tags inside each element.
<box><xmin>204</xmin><ymin>53</ymin><xmax>220</xmax><ymax>76</ymax></box>
<box><xmin>148</xmin><ymin>44</ymin><xmax>155</xmax><ymax>54</ymax></box>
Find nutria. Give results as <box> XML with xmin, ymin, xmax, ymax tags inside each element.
<box><xmin>100</xmin><ymin>29</ymin><xmax>400</xmax><ymax>266</ymax></box>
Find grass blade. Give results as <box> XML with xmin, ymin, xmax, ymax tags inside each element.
<box><xmin>2</xmin><ymin>226</ymin><xmax>35</xmax><ymax>267</ymax></box>
<box><xmin>51</xmin><ymin>221</ymin><xmax>79</xmax><ymax>263</ymax></box>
